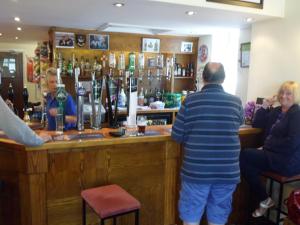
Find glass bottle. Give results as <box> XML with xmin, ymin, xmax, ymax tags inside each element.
<box><xmin>129</xmin><ymin>52</ymin><xmax>135</xmax><ymax>72</ymax></box>
<box><xmin>138</xmin><ymin>87</ymin><xmax>144</xmax><ymax>106</ymax></box>
<box><xmin>22</xmin><ymin>85</ymin><xmax>29</xmax><ymax>109</ymax></box>
<box><xmin>67</xmin><ymin>60</ymin><xmax>73</xmax><ymax>76</ymax></box>
<box><xmin>8</xmin><ymin>83</ymin><xmax>14</xmax><ymax>102</ymax></box>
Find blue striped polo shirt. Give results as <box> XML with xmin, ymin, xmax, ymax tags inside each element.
<box><xmin>171</xmin><ymin>84</ymin><xmax>244</xmax><ymax>184</ymax></box>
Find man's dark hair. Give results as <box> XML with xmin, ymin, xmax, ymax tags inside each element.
<box><xmin>202</xmin><ymin>62</ymin><xmax>225</xmax><ymax>83</ymax></box>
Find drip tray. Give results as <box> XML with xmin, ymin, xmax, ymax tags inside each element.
<box><xmin>53</xmin><ymin>133</ymin><xmax>103</xmax><ymax>141</ymax></box>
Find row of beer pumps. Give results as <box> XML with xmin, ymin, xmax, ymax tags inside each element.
<box><xmin>64</xmin><ymin>52</ymin><xmax>143</xmax><ymax>132</ymax></box>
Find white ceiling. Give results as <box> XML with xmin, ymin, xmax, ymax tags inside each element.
<box><xmin>0</xmin><ymin>0</ymin><xmax>277</xmax><ymax>42</ymax></box>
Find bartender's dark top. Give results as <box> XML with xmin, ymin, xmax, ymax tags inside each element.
<box><xmin>172</xmin><ymin>84</ymin><xmax>244</xmax><ymax>184</ymax></box>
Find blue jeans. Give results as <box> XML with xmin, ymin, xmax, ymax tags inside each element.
<box><xmin>240</xmin><ymin>148</ymin><xmax>271</xmax><ymax>201</ymax></box>
<box><xmin>179</xmin><ymin>181</ymin><xmax>237</xmax><ymax>224</ymax></box>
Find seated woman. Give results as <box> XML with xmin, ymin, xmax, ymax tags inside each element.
<box><xmin>240</xmin><ymin>81</ymin><xmax>300</xmax><ymax>217</ymax></box>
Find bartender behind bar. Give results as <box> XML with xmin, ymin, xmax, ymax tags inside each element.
<box><xmin>45</xmin><ymin>67</ymin><xmax>77</xmax><ymax>131</ymax></box>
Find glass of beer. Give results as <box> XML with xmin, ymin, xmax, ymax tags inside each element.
<box><xmin>137</xmin><ymin>116</ymin><xmax>147</xmax><ymax>136</ymax></box>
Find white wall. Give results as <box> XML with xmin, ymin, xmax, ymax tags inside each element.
<box><xmin>247</xmin><ymin>0</ymin><xmax>300</xmax><ymax>101</ymax></box>
<box><xmin>152</xmin><ymin>0</ymin><xmax>285</xmax><ymax>17</ymax></box>
<box><xmin>236</xmin><ymin>27</ymin><xmax>251</xmax><ymax>105</ymax></box>
<box><xmin>0</xmin><ymin>42</ymin><xmax>42</xmax><ymax>102</ymax></box>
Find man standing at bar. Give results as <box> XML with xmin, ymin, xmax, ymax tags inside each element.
<box><xmin>45</xmin><ymin>67</ymin><xmax>76</xmax><ymax>131</ymax></box>
<box><xmin>172</xmin><ymin>62</ymin><xmax>244</xmax><ymax>225</ymax></box>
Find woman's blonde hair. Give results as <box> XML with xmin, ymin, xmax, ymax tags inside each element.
<box><xmin>277</xmin><ymin>81</ymin><xmax>300</xmax><ymax>104</ymax></box>
<box><xmin>45</xmin><ymin>67</ymin><xmax>57</xmax><ymax>82</ymax></box>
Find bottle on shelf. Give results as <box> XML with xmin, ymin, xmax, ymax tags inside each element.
<box><xmin>67</xmin><ymin>60</ymin><xmax>73</xmax><ymax>76</ymax></box>
<box><xmin>62</xmin><ymin>58</ymin><xmax>67</xmax><ymax>75</ymax></box>
<box><xmin>155</xmin><ymin>89</ymin><xmax>162</xmax><ymax>101</ymax></box>
<box><xmin>144</xmin><ymin>89</ymin><xmax>148</xmax><ymax>106</ymax></box>
<box><xmin>23</xmin><ymin>86</ymin><xmax>30</xmax><ymax>123</ymax></box>
<box><xmin>148</xmin><ymin>89</ymin><xmax>155</xmax><ymax>104</ymax></box>
<box><xmin>22</xmin><ymin>85</ymin><xmax>29</xmax><ymax>110</ymax></box>
<box><xmin>8</xmin><ymin>83</ymin><xmax>14</xmax><ymax>102</ymax></box>
<box><xmin>190</xmin><ymin>63</ymin><xmax>194</xmax><ymax>77</ymax></box>
<box><xmin>129</xmin><ymin>53</ymin><xmax>136</xmax><ymax>72</ymax></box>
<box><xmin>118</xmin><ymin>87</ymin><xmax>127</xmax><ymax>107</ymax></box>
<box><xmin>177</xmin><ymin>64</ymin><xmax>182</xmax><ymax>77</ymax></box>
<box><xmin>80</xmin><ymin>56</ymin><xmax>85</xmax><ymax>76</ymax></box>
<box><xmin>138</xmin><ymin>87</ymin><xmax>145</xmax><ymax>106</ymax></box>
<box><xmin>182</xmin><ymin>65</ymin><xmax>186</xmax><ymax>77</ymax></box>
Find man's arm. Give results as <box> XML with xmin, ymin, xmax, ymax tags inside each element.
<box><xmin>0</xmin><ymin>97</ymin><xmax>49</xmax><ymax>146</ymax></box>
<box><xmin>171</xmin><ymin>101</ymin><xmax>186</xmax><ymax>143</ymax></box>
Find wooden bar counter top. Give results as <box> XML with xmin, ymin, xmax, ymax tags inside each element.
<box><xmin>0</xmin><ymin>126</ymin><xmax>262</xmax><ymax>225</ymax></box>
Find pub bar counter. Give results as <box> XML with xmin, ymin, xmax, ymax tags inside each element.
<box><xmin>0</xmin><ymin>126</ymin><xmax>262</xmax><ymax>225</ymax></box>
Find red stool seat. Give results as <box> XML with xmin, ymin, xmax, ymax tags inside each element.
<box><xmin>81</xmin><ymin>184</ymin><xmax>141</xmax><ymax>225</ymax></box>
<box><xmin>81</xmin><ymin>184</ymin><xmax>140</xmax><ymax>218</ymax></box>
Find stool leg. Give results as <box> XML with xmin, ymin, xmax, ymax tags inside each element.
<box><xmin>267</xmin><ymin>179</ymin><xmax>274</xmax><ymax>220</ymax></box>
<box><xmin>135</xmin><ymin>210</ymin><xmax>139</xmax><ymax>225</ymax></box>
<box><xmin>113</xmin><ymin>217</ymin><xmax>117</xmax><ymax>225</ymax></box>
<box><xmin>82</xmin><ymin>199</ymin><xmax>86</xmax><ymax>225</ymax></box>
<box><xmin>276</xmin><ymin>183</ymin><xmax>284</xmax><ymax>225</ymax></box>
<box><xmin>100</xmin><ymin>218</ymin><xmax>105</xmax><ymax>225</ymax></box>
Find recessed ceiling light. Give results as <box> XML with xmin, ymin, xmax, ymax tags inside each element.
<box><xmin>113</xmin><ymin>3</ymin><xmax>124</xmax><ymax>7</ymax></box>
<box><xmin>0</xmin><ymin>33</ymin><xmax>2</xmax><ymax>36</ymax></box>
<box><xmin>14</xmin><ymin>17</ymin><xmax>20</xmax><ymax>22</ymax></box>
<box><xmin>17</xmin><ymin>27</ymin><xmax>22</xmax><ymax>31</ymax></box>
<box><xmin>186</xmin><ymin>11</ymin><xmax>196</xmax><ymax>16</ymax></box>
<box><xmin>246</xmin><ymin>17</ymin><xmax>253</xmax><ymax>22</ymax></box>
<box><xmin>15</xmin><ymin>36</ymin><xmax>18</xmax><ymax>40</ymax></box>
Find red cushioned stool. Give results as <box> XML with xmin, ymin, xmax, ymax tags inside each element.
<box><xmin>262</xmin><ymin>172</ymin><xmax>300</xmax><ymax>225</ymax></box>
<box><xmin>81</xmin><ymin>184</ymin><xmax>141</xmax><ymax>225</ymax></box>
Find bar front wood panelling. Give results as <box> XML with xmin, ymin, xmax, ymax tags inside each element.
<box><xmin>0</xmin><ymin>127</ymin><xmax>262</xmax><ymax>225</ymax></box>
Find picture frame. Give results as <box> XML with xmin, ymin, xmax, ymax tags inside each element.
<box><xmin>55</xmin><ymin>32</ymin><xmax>75</xmax><ymax>48</ymax></box>
<box><xmin>75</xmin><ymin>34</ymin><xmax>86</xmax><ymax>48</ymax></box>
<box><xmin>181</xmin><ymin>41</ymin><xmax>193</xmax><ymax>53</ymax></box>
<box><xmin>89</xmin><ymin>34</ymin><xmax>109</xmax><ymax>50</ymax></box>
<box><xmin>206</xmin><ymin>0</ymin><xmax>263</xmax><ymax>9</ymax></box>
<box><xmin>142</xmin><ymin>38</ymin><xmax>160</xmax><ymax>53</ymax></box>
<box><xmin>240</xmin><ymin>42</ymin><xmax>251</xmax><ymax>68</ymax></box>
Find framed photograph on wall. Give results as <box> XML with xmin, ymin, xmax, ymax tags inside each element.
<box><xmin>89</xmin><ymin>34</ymin><xmax>109</xmax><ymax>50</ymax></box>
<box><xmin>75</xmin><ymin>34</ymin><xmax>86</xmax><ymax>48</ymax></box>
<box><xmin>181</xmin><ymin>42</ymin><xmax>193</xmax><ymax>53</ymax></box>
<box><xmin>142</xmin><ymin>38</ymin><xmax>160</xmax><ymax>53</ymax></box>
<box><xmin>206</xmin><ymin>0</ymin><xmax>263</xmax><ymax>9</ymax></box>
<box><xmin>55</xmin><ymin>32</ymin><xmax>75</xmax><ymax>48</ymax></box>
<box><xmin>240</xmin><ymin>42</ymin><xmax>251</xmax><ymax>68</ymax></box>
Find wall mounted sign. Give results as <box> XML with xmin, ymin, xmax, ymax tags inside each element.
<box><xmin>206</xmin><ymin>0</ymin><xmax>263</xmax><ymax>9</ymax></box>
<box><xmin>240</xmin><ymin>42</ymin><xmax>251</xmax><ymax>68</ymax></box>
<box><xmin>198</xmin><ymin>44</ymin><xmax>208</xmax><ymax>63</ymax></box>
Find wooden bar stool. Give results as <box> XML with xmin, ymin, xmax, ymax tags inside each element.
<box><xmin>262</xmin><ymin>172</ymin><xmax>300</xmax><ymax>225</ymax></box>
<box><xmin>81</xmin><ymin>184</ymin><xmax>141</xmax><ymax>225</ymax></box>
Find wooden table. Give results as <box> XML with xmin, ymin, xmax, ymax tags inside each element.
<box><xmin>0</xmin><ymin>126</ymin><xmax>262</xmax><ymax>225</ymax></box>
